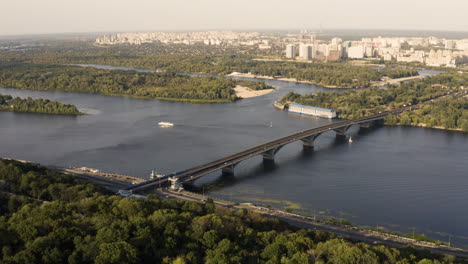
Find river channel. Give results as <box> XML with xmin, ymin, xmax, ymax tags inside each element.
<box><xmin>0</xmin><ymin>65</ymin><xmax>467</xmax><ymax>247</ymax></box>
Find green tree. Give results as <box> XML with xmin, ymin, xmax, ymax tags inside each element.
<box><xmin>95</xmin><ymin>241</ymin><xmax>139</xmax><ymax>264</ymax></box>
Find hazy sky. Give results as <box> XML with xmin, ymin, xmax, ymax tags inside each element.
<box><xmin>1</xmin><ymin>0</ymin><xmax>467</xmax><ymax>36</ymax></box>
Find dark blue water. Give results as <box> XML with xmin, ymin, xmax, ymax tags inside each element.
<box><xmin>1</xmin><ymin>66</ymin><xmax>467</xmax><ymax>247</ymax></box>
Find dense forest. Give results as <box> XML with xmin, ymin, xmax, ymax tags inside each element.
<box><xmin>280</xmin><ymin>72</ymin><xmax>468</xmax><ymax>131</ymax></box>
<box><xmin>0</xmin><ymin>41</ymin><xmax>418</xmax><ymax>88</ymax></box>
<box><xmin>0</xmin><ymin>63</ymin><xmax>272</xmax><ymax>103</ymax></box>
<box><xmin>0</xmin><ymin>158</ymin><xmax>464</xmax><ymax>264</ymax></box>
<box><xmin>0</xmin><ymin>94</ymin><xmax>82</xmax><ymax>115</ymax></box>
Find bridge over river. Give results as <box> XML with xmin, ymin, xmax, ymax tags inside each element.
<box><xmin>125</xmin><ymin>88</ymin><xmax>466</xmax><ymax>193</ymax></box>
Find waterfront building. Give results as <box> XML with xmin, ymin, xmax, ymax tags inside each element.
<box><xmin>288</xmin><ymin>103</ymin><xmax>337</xmax><ymax>119</ymax></box>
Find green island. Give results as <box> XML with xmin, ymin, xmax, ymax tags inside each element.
<box><xmin>0</xmin><ymin>41</ymin><xmax>418</xmax><ymax>88</ymax></box>
<box><xmin>0</xmin><ymin>63</ymin><xmax>273</xmax><ymax>103</ymax></box>
<box><xmin>0</xmin><ymin>94</ymin><xmax>82</xmax><ymax>115</ymax></box>
<box><xmin>0</xmin><ymin>158</ymin><xmax>464</xmax><ymax>264</ymax></box>
<box><xmin>280</xmin><ymin>72</ymin><xmax>468</xmax><ymax>132</ymax></box>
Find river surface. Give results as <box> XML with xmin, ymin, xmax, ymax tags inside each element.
<box><xmin>1</xmin><ymin>65</ymin><xmax>467</xmax><ymax>247</ymax></box>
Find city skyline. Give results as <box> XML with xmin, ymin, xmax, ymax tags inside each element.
<box><xmin>1</xmin><ymin>0</ymin><xmax>468</xmax><ymax>36</ymax></box>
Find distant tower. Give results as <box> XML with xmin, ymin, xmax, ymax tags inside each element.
<box><xmin>286</xmin><ymin>44</ymin><xmax>297</xmax><ymax>59</ymax></box>
<box><xmin>310</xmin><ymin>35</ymin><xmax>317</xmax><ymax>43</ymax></box>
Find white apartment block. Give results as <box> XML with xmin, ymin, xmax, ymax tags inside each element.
<box><xmin>286</xmin><ymin>44</ymin><xmax>297</xmax><ymax>59</ymax></box>
<box><xmin>347</xmin><ymin>46</ymin><xmax>365</xmax><ymax>59</ymax></box>
<box><xmin>299</xmin><ymin>44</ymin><xmax>314</xmax><ymax>60</ymax></box>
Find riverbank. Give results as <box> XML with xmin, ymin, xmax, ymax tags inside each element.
<box><xmin>228</xmin><ymin>72</ymin><xmax>426</xmax><ymax>89</ymax></box>
<box><xmin>372</xmin><ymin>75</ymin><xmax>426</xmax><ymax>86</ymax></box>
<box><xmin>227</xmin><ymin>72</ymin><xmax>346</xmax><ymax>88</ymax></box>
<box><xmin>1</xmin><ymin>158</ymin><xmax>145</xmax><ymax>193</ymax></box>
<box><xmin>0</xmin><ymin>93</ymin><xmax>84</xmax><ymax>115</ymax></box>
<box><xmin>233</xmin><ymin>85</ymin><xmax>274</xmax><ymax>98</ymax></box>
<box><xmin>387</xmin><ymin>123</ymin><xmax>464</xmax><ymax>132</ymax></box>
<box><xmin>158</xmin><ymin>188</ymin><xmax>468</xmax><ymax>257</ymax></box>
<box><xmin>0</xmin><ymin>108</ymin><xmax>85</xmax><ymax>115</ymax></box>
<box><xmin>40</xmin><ymin>164</ymin><xmax>144</xmax><ymax>192</ymax></box>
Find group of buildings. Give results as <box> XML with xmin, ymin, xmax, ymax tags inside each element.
<box><xmin>285</xmin><ymin>35</ymin><xmax>468</xmax><ymax>67</ymax></box>
<box><xmin>286</xmin><ymin>37</ymin><xmax>345</xmax><ymax>61</ymax></box>
<box><xmin>96</xmin><ymin>31</ymin><xmax>272</xmax><ymax>49</ymax></box>
<box><xmin>94</xmin><ymin>31</ymin><xmax>467</xmax><ymax>68</ymax></box>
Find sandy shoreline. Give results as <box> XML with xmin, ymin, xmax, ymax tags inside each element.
<box><xmin>228</xmin><ymin>72</ymin><xmax>344</xmax><ymax>88</ymax></box>
<box><xmin>391</xmin><ymin>123</ymin><xmax>464</xmax><ymax>132</ymax></box>
<box><xmin>234</xmin><ymin>85</ymin><xmax>274</xmax><ymax>98</ymax></box>
<box><xmin>228</xmin><ymin>72</ymin><xmax>424</xmax><ymax>89</ymax></box>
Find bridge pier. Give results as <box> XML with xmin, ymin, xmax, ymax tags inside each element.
<box><xmin>334</xmin><ymin>127</ymin><xmax>349</xmax><ymax>141</ymax></box>
<box><xmin>301</xmin><ymin>134</ymin><xmax>321</xmax><ymax>152</ymax></box>
<box><xmin>221</xmin><ymin>163</ymin><xmax>238</xmax><ymax>176</ymax></box>
<box><xmin>359</xmin><ymin>119</ymin><xmax>384</xmax><ymax>130</ymax></box>
<box><xmin>262</xmin><ymin>146</ymin><xmax>283</xmax><ymax>163</ymax></box>
<box><xmin>373</xmin><ymin>119</ymin><xmax>385</xmax><ymax>127</ymax></box>
<box><xmin>335</xmin><ymin>133</ymin><xmax>347</xmax><ymax>141</ymax></box>
<box><xmin>262</xmin><ymin>149</ymin><xmax>276</xmax><ymax>162</ymax></box>
<box><xmin>359</xmin><ymin>122</ymin><xmax>372</xmax><ymax>129</ymax></box>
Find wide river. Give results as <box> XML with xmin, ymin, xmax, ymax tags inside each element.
<box><xmin>0</xmin><ymin>66</ymin><xmax>467</xmax><ymax>247</ymax></box>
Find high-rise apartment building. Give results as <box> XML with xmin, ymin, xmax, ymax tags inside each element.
<box><xmin>286</xmin><ymin>44</ymin><xmax>297</xmax><ymax>59</ymax></box>
<box><xmin>299</xmin><ymin>43</ymin><xmax>314</xmax><ymax>60</ymax></box>
<box><xmin>445</xmin><ymin>40</ymin><xmax>456</xmax><ymax>50</ymax></box>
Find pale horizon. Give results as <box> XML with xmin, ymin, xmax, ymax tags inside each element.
<box><xmin>1</xmin><ymin>0</ymin><xmax>468</xmax><ymax>36</ymax></box>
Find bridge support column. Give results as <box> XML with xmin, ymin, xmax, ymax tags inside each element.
<box><xmin>334</xmin><ymin>124</ymin><xmax>355</xmax><ymax>141</ymax></box>
<box><xmin>262</xmin><ymin>149</ymin><xmax>276</xmax><ymax>163</ymax></box>
<box><xmin>301</xmin><ymin>133</ymin><xmax>321</xmax><ymax>152</ymax></box>
<box><xmin>221</xmin><ymin>163</ymin><xmax>238</xmax><ymax>176</ymax></box>
<box><xmin>169</xmin><ymin>177</ymin><xmax>183</xmax><ymax>191</ymax></box>
<box><xmin>359</xmin><ymin>119</ymin><xmax>384</xmax><ymax>130</ymax></box>
<box><xmin>335</xmin><ymin>133</ymin><xmax>347</xmax><ymax>141</ymax></box>
<box><xmin>373</xmin><ymin>119</ymin><xmax>385</xmax><ymax>127</ymax></box>
<box><xmin>262</xmin><ymin>146</ymin><xmax>284</xmax><ymax>163</ymax></box>
<box><xmin>359</xmin><ymin>122</ymin><xmax>372</xmax><ymax>129</ymax></box>
<box><xmin>334</xmin><ymin>127</ymin><xmax>349</xmax><ymax>141</ymax></box>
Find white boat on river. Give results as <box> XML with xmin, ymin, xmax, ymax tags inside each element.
<box><xmin>158</xmin><ymin>122</ymin><xmax>174</xmax><ymax>127</ymax></box>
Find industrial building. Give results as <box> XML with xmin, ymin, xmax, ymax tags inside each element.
<box><xmin>288</xmin><ymin>103</ymin><xmax>337</xmax><ymax>119</ymax></box>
